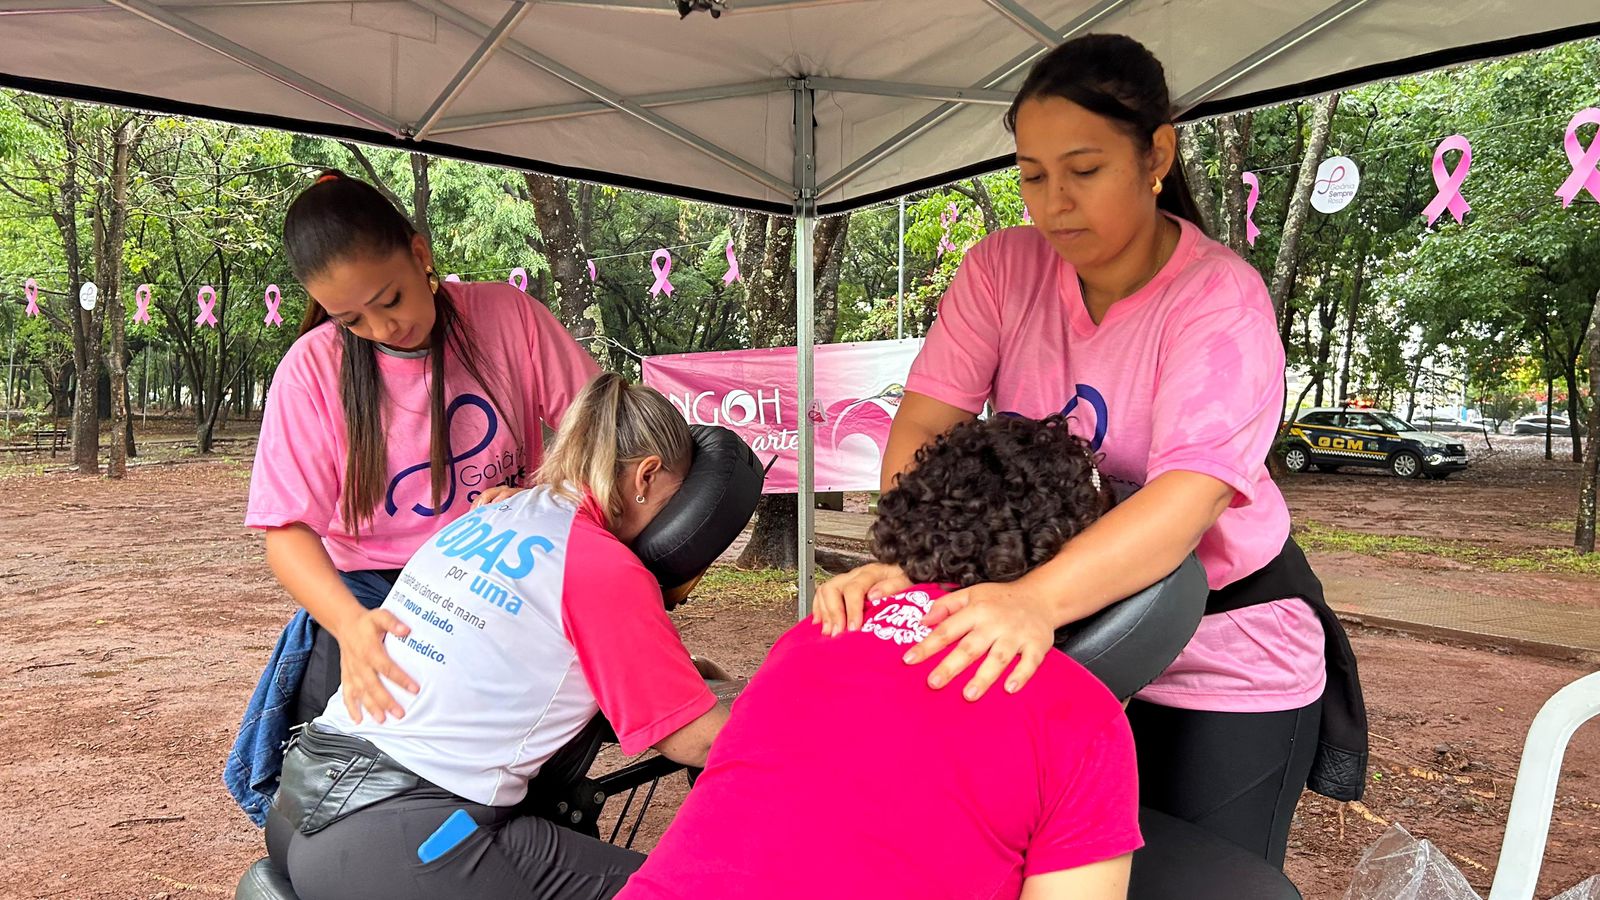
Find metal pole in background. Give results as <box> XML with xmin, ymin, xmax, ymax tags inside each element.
<box><xmin>794</xmin><ymin>83</ymin><xmax>817</xmax><ymax>619</ymax></box>
<box><xmin>141</xmin><ymin>345</ymin><xmax>150</xmax><ymax>429</ymax></box>
<box><xmin>4</xmin><ymin>308</ymin><xmax>16</xmax><ymax>433</ymax></box>
<box><xmin>896</xmin><ymin>196</ymin><xmax>906</xmax><ymax>340</ymax></box>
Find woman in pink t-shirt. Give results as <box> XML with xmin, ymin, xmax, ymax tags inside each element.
<box><xmin>816</xmin><ymin>35</ymin><xmax>1365</xmax><ymax>870</ymax></box>
<box><xmin>226</xmin><ymin>171</ymin><xmax>598</xmax><ymax>824</ymax></box>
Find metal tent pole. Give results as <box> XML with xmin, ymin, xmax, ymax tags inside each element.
<box><xmin>896</xmin><ymin>196</ymin><xmax>906</xmax><ymax>340</ymax></box>
<box><xmin>794</xmin><ymin>82</ymin><xmax>817</xmax><ymax>619</ymax></box>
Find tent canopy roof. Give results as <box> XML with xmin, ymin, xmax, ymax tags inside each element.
<box><xmin>3</xmin><ymin>0</ymin><xmax>1598</xmax><ymax>214</ymax></box>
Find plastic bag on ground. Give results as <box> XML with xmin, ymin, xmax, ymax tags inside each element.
<box><xmin>1553</xmin><ymin>876</ymin><xmax>1600</xmax><ymax>900</ymax></box>
<box><xmin>1343</xmin><ymin>824</ymin><xmax>1481</xmax><ymax>900</ymax></box>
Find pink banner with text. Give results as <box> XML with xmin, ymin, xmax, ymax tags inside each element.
<box><xmin>642</xmin><ymin>339</ymin><xmax>922</xmax><ymax>493</ymax></box>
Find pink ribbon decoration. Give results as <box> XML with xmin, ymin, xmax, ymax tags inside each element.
<box><xmin>1422</xmin><ymin>134</ymin><xmax>1473</xmax><ymax>225</ymax></box>
<box><xmin>1556</xmin><ymin>108</ymin><xmax>1600</xmax><ymax>208</ymax></box>
<box><xmin>937</xmin><ymin>202</ymin><xmax>959</xmax><ymax>257</ymax></box>
<box><xmin>1022</xmin><ymin>207</ymin><xmax>1032</xmax><ymax>225</ymax></box>
<box><xmin>24</xmin><ymin>278</ymin><xmax>39</xmax><ymax>317</ymax></box>
<box><xmin>648</xmin><ymin>249</ymin><xmax>675</xmax><ymax>297</ymax></box>
<box><xmin>195</xmin><ymin>285</ymin><xmax>219</xmax><ymax>328</ymax></box>
<box><xmin>722</xmin><ymin>241</ymin><xmax>742</xmax><ymax>285</ymax></box>
<box><xmin>263</xmin><ymin>284</ymin><xmax>284</xmax><ymax>327</ymax></box>
<box><xmin>1241</xmin><ymin>172</ymin><xmax>1262</xmax><ymax>246</ymax></box>
<box><xmin>586</xmin><ymin>260</ymin><xmax>597</xmax><ymax>282</ymax></box>
<box><xmin>134</xmin><ymin>283</ymin><xmax>153</xmax><ymax>324</ymax></box>
<box><xmin>509</xmin><ymin>267</ymin><xmax>528</xmax><ymax>292</ymax></box>
<box><xmin>444</xmin><ymin>273</ymin><xmax>462</xmax><ymax>283</ymax></box>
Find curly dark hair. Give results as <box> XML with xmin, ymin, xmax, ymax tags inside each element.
<box><xmin>870</xmin><ymin>414</ymin><xmax>1112</xmax><ymax>587</ymax></box>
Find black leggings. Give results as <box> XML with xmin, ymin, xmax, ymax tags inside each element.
<box><xmin>266</xmin><ymin>775</ymin><xmax>642</xmax><ymax>900</ymax></box>
<box><xmin>1126</xmin><ymin>697</ymin><xmax>1322</xmax><ymax>869</ymax></box>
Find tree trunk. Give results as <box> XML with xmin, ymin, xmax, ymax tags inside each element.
<box><xmin>1576</xmin><ymin>287</ymin><xmax>1600</xmax><ymax>553</ymax></box>
<box><xmin>1268</xmin><ymin>94</ymin><xmax>1339</xmax><ymax>323</ymax></box>
<box><xmin>812</xmin><ymin>214</ymin><xmax>851</xmax><ymax>344</ymax></box>
<box><xmin>1216</xmin><ymin>112</ymin><xmax>1252</xmax><ymax>254</ymax></box>
<box><xmin>523</xmin><ymin>173</ymin><xmax>601</xmax><ymax>358</ymax></box>
<box><xmin>738</xmin><ymin>214</ymin><xmax>801</xmax><ymax>570</ymax></box>
<box><xmin>104</xmin><ymin>119</ymin><xmax>136</xmax><ymax>479</ymax></box>
<box><xmin>1176</xmin><ymin>123</ymin><xmax>1218</xmax><ymax>236</ymax></box>
<box><xmin>410</xmin><ymin>153</ymin><xmax>433</xmax><ymax>243</ymax></box>
<box><xmin>1337</xmin><ymin>228</ymin><xmax>1373</xmax><ymax>402</ymax></box>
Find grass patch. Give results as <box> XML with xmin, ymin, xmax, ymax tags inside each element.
<box><xmin>1298</xmin><ymin>522</ymin><xmax>1600</xmax><ymax>577</ymax></box>
<box><xmin>694</xmin><ymin>565</ymin><xmax>835</xmax><ymax>609</ymax></box>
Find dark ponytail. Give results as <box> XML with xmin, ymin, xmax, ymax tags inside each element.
<box><xmin>281</xmin><ymin>169</ymin><xmax>520</xmax><ymax>535</ymax></box>
<box><xmin>1004</xmin><ymin>33</ymin><xmax>1207</xmax><ymax>233</ymax></box>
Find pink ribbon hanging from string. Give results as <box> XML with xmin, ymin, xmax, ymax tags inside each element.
<box><xmin>134</xmin><ymin>284</ymin><xmax>153</xmax><ymax>324</ymax></box>
<box><xmin>1422</xmin><ymin>134</ymin><xmax>1473</xmax><ymax>225</ymax></box>
<box><xmin>263</xmin><ymin>284</ymin><xmax>284</xmax><ymax>327</ymax></box>
<box><xmin>1022</xmin><ymin>207</ymin><xmax>1032</xmax><ymax>225</ymax></box>
<box><xmin>1241</xmin><ymin>172</ymin><xmax>1262</xmax><ymax>246</ymax></box>
<box><xmin>938</xmin><ymin>202</ymin><xmax>959</xmax><ymax>256</ymax></box>
<box><xmin>1556</xmin><ymin>108</ymin><xmax>1600</xmax><ymax>208</ymax></box>
<box><xmin>444</xmin><ymin>273</ymin><xmax>462</xmax><ymax>283</ymax></box>
<box><xmin>24</xmin><ymin>278</ymin><xmax>40</xmax><ymax>317</ymax></box>
<box><xmin>586</xmin><ymin>260</ymin><xmax>597</xmax><ymax>282</ymax></box>
<box><xmin>509</xmin><ymin>268</ymin><xmax>528</xmax><ymax>292</ymax></box>
<box><xmin>649</xmin><ymin>249</ymin><xmax>675</xmax><ymax>297</ymax></box>
<box><xmin>722</xmin><ymin>241</ymin><xmax>743</xmax><ymax>285</ymax></box>
<box><xmin>195</xmin><ymin>286</ymin><xmax>219</xmax><ymax>328</ymax></box>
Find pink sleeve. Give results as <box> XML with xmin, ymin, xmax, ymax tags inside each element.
<box><xmin>560</xmin><ymin>526</ymin><xmax>716</xmax><ymax>755</ymax></box>
<box><xmin>904</xmin><ymin>248</ymin><xmax>1001</xmax><ymax>414</ymax></box>
<box><xmin>1025</xmin><ymin>704</ymin><xmax>1142</xmax><ymax>876</ymax></box>
<box><xmin>1145</xmin><ymin>290</ymin><xmax>1285</xmax><ymax>508</ymax></box>
<box><xmin>525</xmin><ymin>295</ymin><xmax>601</xmax><ymax>428</ymax></box>
<box><xmin>244</xmin><ymin>358</ymin><xmax>340</xmax><ymax>533</ymax></box>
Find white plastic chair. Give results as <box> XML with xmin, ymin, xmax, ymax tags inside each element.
<box><xmin>1488</xmin><ymin>671</ymin><xmax>1600</xmax><ymax>900</ymax></box>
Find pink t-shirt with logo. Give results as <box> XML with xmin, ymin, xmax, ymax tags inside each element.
<box><xmin>246</xmin><ymin>280</ymin><xmax>599</xmax><ymax>571</ymax></box>
<box><xmin>619</xmin><ymin>586</ymin><xmax>1142</xmax><ymax>900</ymax></box>
<box><xmin>905</xmin><ymin>219</ymin><xmax>1324</xmax><ymax>713</ymax></box>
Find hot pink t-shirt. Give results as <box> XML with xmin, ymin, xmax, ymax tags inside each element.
<box><xmin>246</xmin><ymin>281</ymin><xmax>599</xmax><ymax>571</ymax></box>
<box><xmin>905</xmin><ymin>219</ymin><xmax>1324</xmax><ymax>713</ymax></box>
<box><xmin>619</xmin><ymin>586</ymin><xmax>1142</xmax><ymax>900</ymax></box>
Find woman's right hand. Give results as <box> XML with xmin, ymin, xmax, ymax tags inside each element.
<box><xmin>334</xmin><ymin>608</ymin><xmax>420</xmax><ymax>725</ymax></box>
<box><xmin>812</xmin><ymin>562</ymin><xmax>912</xmax><ymax>637</ymax></box>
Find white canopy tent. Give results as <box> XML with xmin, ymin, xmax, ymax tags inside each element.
<box><xmin>4</xmin><ymin>0</ymin><xmax>1599</xmax><ymax>603</ymax></box>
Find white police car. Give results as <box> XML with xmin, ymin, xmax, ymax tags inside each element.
<box><xmin>1278</xmin><ymin>407</ymin><xmax>1470</xmax><ymax>479</ymax></box>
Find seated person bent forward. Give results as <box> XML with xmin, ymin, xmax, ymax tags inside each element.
<box><xmin>265</xmin><ymin>374</ymin><xmax>727</xmax><ymax>900</ymax></box>
<box><xmin>620</xmin><ymin>413</ymin><xmax>1142</xmax><ymax>900</ymax></box>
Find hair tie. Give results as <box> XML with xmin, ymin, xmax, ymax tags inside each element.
<box><xmin>315</xmin><ymin>173</ymin><xmax>340</xmax><ymax>185</ymax></box>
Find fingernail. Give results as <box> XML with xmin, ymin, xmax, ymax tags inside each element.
<box><xmin>928</xmin><ymin>675</ymin><xmax>945</xmax><ymax>689</ymax></box>
<box><xmin>964</xmin><ymin>686</ymin><xmax>979</xmax><ymax>701</ymax></box>
<box><xmin>903</xmin><ymin>651</ymin><xmax>916</xmax><ymax>664</ymax></box>
<box><xmin>1006</xmin><ymin>680</ymin><xmax>1020</xmax><ymax>693</ymax></box>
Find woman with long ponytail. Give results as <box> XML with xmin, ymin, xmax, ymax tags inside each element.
<box><xmin>225</xmin><ymin>170</ymin><xmax>599</xmax><ymax>825</ymax></box>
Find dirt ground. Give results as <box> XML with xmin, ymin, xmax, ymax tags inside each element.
<box><xmin>1</xmin><ymin>430</ymin><xmax>1597</xmax><ymax>899</ymax></box>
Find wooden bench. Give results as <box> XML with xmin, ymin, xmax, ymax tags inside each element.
<box><xmin>32</xmin><ymin>426</ymin><xmax>69</xmax><ymax>457</ymax></box>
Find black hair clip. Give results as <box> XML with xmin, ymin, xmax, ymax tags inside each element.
<box><xmin>675</xmin><ymin>0</ymin><xmax>725</xmax><ymax>18</ymax></box>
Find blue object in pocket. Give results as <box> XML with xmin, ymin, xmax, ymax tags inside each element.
<box><xmin>418</xmin><ymin>808</ymin><xmax>479</xmax><ymax>864</ymax></box>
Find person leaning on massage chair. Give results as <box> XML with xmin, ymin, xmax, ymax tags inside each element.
<box><xmin>815</xmin><ymin>33</ymin><xmax>1368</xmax><ymax>870</ymax></box>
<box><xmin>620</xmin><ymin>414</ymin><xmax>1142</xmax><ymax>900</ymax></box>
<box><xmin>265</xmin><ymin>374</ymin><xmax>728</xmax><ymax>900</ymax></box>
<box><xmin>226</xmin><ymin>170</ymin><xmax>600</xmax><ymax>825</ymax></box>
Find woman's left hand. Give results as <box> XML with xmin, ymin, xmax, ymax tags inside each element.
<box><xmin>472</xmin><ymin>485</ymin><xmax>527</xmax><ymax>508</ymax></box>
<box><xmin>905</xmin><ymin>580</ymin><xmax>1058</xmax><ymax>701</ymax></box>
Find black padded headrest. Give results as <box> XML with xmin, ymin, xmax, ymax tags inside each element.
<box><xmin>632</xmin><ymin>425</ymin><xmax>765</xmax><ymax>607</ymax></box>
<box><xmin>1054</xmin><ymin>555</ymin><xmax>1208</xmax><ymax>701</ymax></box>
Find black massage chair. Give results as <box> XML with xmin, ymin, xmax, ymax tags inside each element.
<box><xmin>237</xmin><ymin>425</ymin><xmax>1300</xmax><ymax>900</ymax></box>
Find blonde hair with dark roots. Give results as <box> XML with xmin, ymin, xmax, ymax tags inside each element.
<box><xmin>536</xmin><ymin>373</ymin><xmax>692</xmax><ymax>522</ymax></box>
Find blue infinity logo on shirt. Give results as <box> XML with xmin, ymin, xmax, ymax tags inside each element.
<box><xmin>385</xmin><ymin>393</ymin><xmax>498</xmax><ymax>518</ymax></box>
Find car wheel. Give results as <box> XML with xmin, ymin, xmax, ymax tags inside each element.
<box><xmin>1282</xmin><ymin>445</ymin><xmax>1311</xmax><ymax>474</ymax></box>
<box><xmin>1390</xmin><ymin>451</ymin><xmax>1422</xmax><ymax>479</ymax></box>
<box><xmin>1313</xmin><ymin>464</ymin><xmax>1341</xmax><ymax>473</ymax></box>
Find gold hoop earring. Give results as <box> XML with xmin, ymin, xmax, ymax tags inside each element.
<box><xmin>426</xmin><ymin>268</ymin><xmax>441</xmax><ymax>293</ymax></box>
<box><xmin>635</xmin><ymin>494</ymin><xmax>646</xmax><ymax>504</ymax></box>
<box><xmin>1152</xmin><ymin>177</ymin><xmax>1164</xmax><ymax>196</ymax></box>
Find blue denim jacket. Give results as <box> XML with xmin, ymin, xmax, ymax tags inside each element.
<box><xmin>223</xmin><ymin>571</ymin><xmax>395</xmax><ymax>826</ymax></box>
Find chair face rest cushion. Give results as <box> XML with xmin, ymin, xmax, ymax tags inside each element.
<box><xmin>235</xmin><ymin>858</ymin><xmax>300</xmax><ymax>900</ymax></box>
<box><xmin>1054</xmin><ymin>555</ymin><xmax>1209</xmax><ymax>701</ymax></box>
<box><xmin>631</xmin><ymin>425</ymin><xmax>765</xmax><ymax>597</ymax></box>
<box><xmin>1129</xmin><ymin>807</ymin><xmax>1302</xmax><ymax>900</ymax></box>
